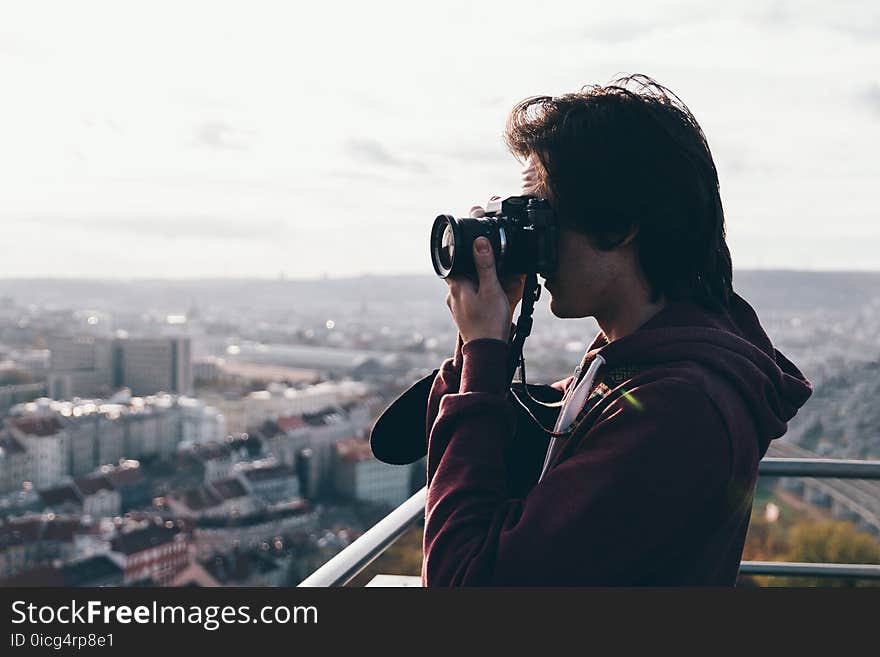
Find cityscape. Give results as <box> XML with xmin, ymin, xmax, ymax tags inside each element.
<box><xmin>0</xmin><ymin>270</ymin><xmax>878</xmax><ymax>587</ymax></box>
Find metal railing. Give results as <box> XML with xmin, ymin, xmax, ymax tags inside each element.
<box><xmin>298</xmin><ymin>457</ymin><xmax>880</xmax><ymax>587</ymax></box>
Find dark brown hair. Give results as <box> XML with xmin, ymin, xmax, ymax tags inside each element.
<box><xmin>504</xmin><ymin>74</ymin><xmax>733</xmax><ymax>311</ymax></box>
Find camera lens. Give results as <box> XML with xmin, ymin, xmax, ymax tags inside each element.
<box><xmin>431</xmin><ymin>215</ymin><xmax>458</xmax><ymax>278</ymax></box>
<box><xmin>439</xmin><ymin>224</ymin><xmax>455</xmax><ymax>269</ymax></box>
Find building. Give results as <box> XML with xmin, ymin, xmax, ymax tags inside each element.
<box><xmin>188</xmin><ymin>442</ymin><xmax>236</xmax><ymax>483</ymax></box>
<box><xmin>95</xmin><ymin>412</ymin><xmax>126</xmax><ymax>469</ymax></box>
<box><xmin>58</xmin><ymin>555</ymin><xmax>124</xmax><ymax>587</ymax></box>
<box><xmin>238</xmin><ymin>460</ymin><xmax>300</xmax><ymax>504</ymax></box>
<box><xmin>47</xmin><ymin>336</ymin><xmax>114</xmax><ymax>399</ymax></box>
<box><xmin>242</xmin><ymin>380</ymin><xmax>368</xmax><ymax>429</ymax></box>
<box><xmin>204</xmin><ymin>394</ymin><xmax>247</xmax><ymax>435</ymax></box>
<box><xmin>38</xmin><ymin>484</ymin><xmax>82</xmax><ymax>514</ymax></box>
<box><xmin>116</xmin><ymin>337</ymin><xmax>192</xmax><ymax>396</ymax></box>
<box><xmin>0</xmin><ymin>428</ymin><xmax>30</xmax><ymax>495</ymax></box>
<box><xmin>258</xmin><ymin>416</ymin><xmax>312</xmax><ymax>469</ymax></box>
<box><xmin>197</xmin><ymin>547</ymin><xmax>288</xmax><ymax>587</ymax></box>
<box><xmin>110</xmin><ymin>522</ymin><xmax>188</xmax><ymax>585</ymax></box>
<box><xmin>2</xmin><ymin>555</ymin><xmax>127</xmax><ymax>587</ymax></box>
<box><xmin>48</xmin><ymin>335</ymin><xmax>194</xmax><ymax>400</ymax></box>
<box><xmin>178</xmin><ymin>397</ymin><xmax>226</xmax><ymax>445</ymax></box>
<box><xmin>0</xmin><ymin>516</ymin><xmax>85</xmax><ymax>579</ymax></box>
<box><xmin>167</xmin><ymin>477</ymin><xmax>260</xmax><ymax>519</ymax></box>
<box><xmin>67</xmin><ymin>413</ymin><xmax>99</xmax><ymax>477</ymax></box>
<box><xmin>0</xmin><ymin>383</ymin><xmax>48</xmax><ymax>413</ymax></box>
<box><xmin>36</xmin><ymin>475</ymin><xmax>121</xmax><ymax>519</ymax></box>
<box><xmin>302</xmin><ymin>407</ymin><xmax>362</xmax><ymax>495</ymax></box>
<box><xmin>334</xmin><ymin>438</ymin><xmax>411</xmax><ymax>508</ymax></box>
<box><xmin>191</xmin><ymin>501</ymin><xmax>316</xmax><ymax>559</ymax></box>
<box><xmin>8</xmin><ymin>416</ymin><xmax>69</xmax><ymax>489</ymax></box>
<box><xmin>103</xmin><ymin>461</ymin><xmax>152</xmax><ymax>512</ymax></box>
<box><xmin>125</xmin><ymin>395</ymin><xmax>180</xmax><ymax>458</ymax></box>
<box><xmin>74</xmin><ymin>476</ymin><xmax>121</xmax><ymax>519</ymax></box>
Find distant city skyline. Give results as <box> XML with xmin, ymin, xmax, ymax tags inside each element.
<box><xmin>1</xmin><ymin>1</ymin><xmax>878</xmax><ymax>278</ymax></box>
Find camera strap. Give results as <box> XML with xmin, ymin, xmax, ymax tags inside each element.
<box><xmin>506</xmin><ymin>272</ymin><xmax>541</xmax><ymax>385</ymax></box>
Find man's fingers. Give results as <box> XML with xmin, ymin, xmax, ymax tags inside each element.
<box><xmin>469</xmin><ymin>205</ymin><xmax>486</xmax><ymax>218</ymax></box>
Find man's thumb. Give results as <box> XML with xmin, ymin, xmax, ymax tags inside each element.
<box><xmin>473</xmin><ymin>237</ymin><xmax>498</xmax><ymax>286</ymax></box>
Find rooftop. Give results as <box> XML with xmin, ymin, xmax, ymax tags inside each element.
<box><xmin>212</xmin><ymin>478</ymin><xmax>248</xmax><ymax>501</ymax></box>
<box><xmin>111</xmin><ymin>522</ymin><xmax>180</xmax><ymax>555</ymax></box>
<box><xmin>180</xmin><ymin>486</ymin><xmax>223</xmax><ymax>511</ymax></box>
<box><xmin>59</xmin><ymin>555</ymin><xmax>124</xmax><ymax>586</ymax></box>
<box><xmin>201</xmin><ymin>548</ymin><xmax>281</xmax><ymax>583</ymax></box>
<box><xmin>241</xmin><ymin>464</ymin><xmax>297</xmax><ymax>483</ymax></box>
<box><xmin>11</xmin><ymin>415</ymin><xmax>64</xmax><ymax>437</ymax></box>
<box><xmin>335</xmin><ymin>438</ymin><xmax>375</xmax><ymax>463</ymax></box>
<box><xmin>0</xmin><ymin>516</ymin><xmax>84</xmax><ymax>548</ymax></box>
<box><xmin>276</xmin><ymin>415</ymin><xmax>307</xmax><ymax>432</ymax></box>
<box><xmin>39</xmin><ymin>484</ymin><xmax>82</xmax><ymax>507</ymax></box>
<box><xmin>74</xmin><ymin>475</ymin><xmax>115</xmax><ymax>496</ymax></box>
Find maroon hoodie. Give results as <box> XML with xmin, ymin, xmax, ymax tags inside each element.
<box><xmin>421</xmin><ymin>292</ymin><xmax>812</xmax><ymax>586</ymax></box>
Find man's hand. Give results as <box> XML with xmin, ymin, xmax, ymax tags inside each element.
<box><xmin>469</xmin><ymin>199</ymin><xmax>526</xmax><ymax>317</ymax></box>
<box><xmin>445</xmin><ymin>236</ymin><xmax>512</xmax><ymax>344</ymax></box>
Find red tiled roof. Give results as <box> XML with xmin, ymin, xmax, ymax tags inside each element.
<box><xmin>277</xmin><ymin>415</ymin><xmax>306</xmax><ymax>431</ymax></box>
<box><xmin>106</xmin><ymin>467</ymin><xmax>145</xmax><ymax>488</ymax></box>
<box><xmin>12</xmin><ymin>416</ymin><xmax>64</xmax><ymax>437</ymax></box>
<box><xmin>211</xmin><ymin>478</ymin><xmax>247</xmax><ymax>501</ymax></box>
<box><xmin>335</xmin><ymin>438</ymin><xmax>375</xmax><ymax>463</ymax></box>
<box><xmin>75</xmin><ymin>476</ymin><xmax>115</xmax><ymax>496</ymax></box>
<box><xmin>181</xmin><ymin>486</ymin><xmax>223</xmax><ymax>511</ymax></box>
<box><xmin>111</xmin><ymin>523</ymin><xmax>180</xmax><ymax>555</ymax></box>
<box><xmin>39</xmin><ymin>484</ymin><xmax>82</xmax><ymax>507</ymax></box>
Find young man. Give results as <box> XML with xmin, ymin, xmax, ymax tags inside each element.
<box><xmin>423</xmin><ymin>75</ymin><xmax>813</xmax><ymax>586</ymax></box>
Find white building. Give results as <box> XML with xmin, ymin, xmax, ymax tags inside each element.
<box><xmin>178</xmin><ymin>397</ymin><xmax>226</xmax><ymax>445</ymax></box>
<box><xmin>243</xmin><ymin>380</ymin><xmax>369</xmax><ymax>429</ymax></box>
<box><xmin>8</xmin><ymin>416</ymin><xmax>69</xmax><ymax>489</ymax></box>
<box><xmin>0</xmin><ymin>429</ymin><xmax>31</xmax><ymax>495</ymax></box>
<box><xmin>334</xmin><ymin>439</ymin><xmax>410</xmax><ymax>508</ymax></box>
<box><xmin>188</xmin><ymin>442</ymin><xmax>236</xmax><ymax>483</ymax></box>
<box><xmin>167</xmin><ymin>477</ymin><xmax>260</xmax><ymax>519</ymax></box>
<box><xmin>75</xmin><ymin>476</ymin><xmax>121</xmax><ymax>519</ymax></box>
<box><xmin>237</xmin><ymin>459</ymin><xmax>300</xmax><ymax>504</ymax></box>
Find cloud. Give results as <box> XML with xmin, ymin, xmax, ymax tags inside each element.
<box><xmin>191</xmin><ymin>121</ymin><xmax>254</xmax><ymax>151</ymax></box>
<box><xmin>343</xmin><ymin>138</ymin><xmax>429</xmax><ymax>173</ymax></box>
<box><xmin>858</xmin><ymin>84</ymin><xmax>880</xmax><ymax>116</ymax></box>
<box><xmin>0</xmin><ymin>31</ymin><xmax>44</xmax><ymax>59</ymax></box>
<box><xmin>572</xmin><ymin>18</ymin><xmax>663</xmax><ymax>44</ymax></box>
<box><xmin>20</xmin><ymin>213</ymin><xmax>286</xmax><ymax>242</ymax></box>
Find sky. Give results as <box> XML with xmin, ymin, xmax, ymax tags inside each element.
<box><xmin>0</xmin><ymin>0</ymin><xmax>878</xmax><ymax>279</ymax></box>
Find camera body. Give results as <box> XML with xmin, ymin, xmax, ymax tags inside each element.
<box><xmin>430</xmin><ymin>195</ymin><xmax>558</xmax><ymax>279</ymax></box>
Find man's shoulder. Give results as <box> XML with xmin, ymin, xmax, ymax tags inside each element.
<box><xmin>586</xmin><ymin>366</ymin><xmax>731</xmax><ymax>440</ymax></box>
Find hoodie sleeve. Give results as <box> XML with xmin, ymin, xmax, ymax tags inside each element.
<box><xmin>425</xmin><ymin>328</ymin><xmax>571</xmax><ymax>487</ymax></box>
<box><xmin>422</xmin><ymin>340</ymin><xmax>732</xmax><ymax>586</ymax></box>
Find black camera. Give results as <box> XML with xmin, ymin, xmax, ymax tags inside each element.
<box><xmin>430</xmin><ymin>195</ymin><xmax>558</xmax><ymax>279</ymax></box>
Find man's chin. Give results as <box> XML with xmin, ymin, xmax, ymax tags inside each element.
<box><xmin>548</xmin><ymin>295</ymin><xmax>569</xmax><ymax>318</ymax></box>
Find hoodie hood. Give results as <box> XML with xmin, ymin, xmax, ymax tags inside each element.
<box><xmin>579</xmin><ymin>291</ymin><xmax>813</xmax><ymax>455</ymax></box>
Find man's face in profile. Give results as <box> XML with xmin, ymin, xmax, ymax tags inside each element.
<box><xmin>519</xmin><ymin>153</ymin><xmax>621</xmax><ymax>321</ymax></box>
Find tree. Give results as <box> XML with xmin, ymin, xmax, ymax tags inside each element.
<box><xmin>779</xmin><ymin>520</ymin><xmax>880</xmax><ymax>587</ymax></box>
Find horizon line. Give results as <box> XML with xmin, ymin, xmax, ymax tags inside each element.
<box><xmin>1</xmin><ymin>267</ymin><xmax>880</xmax><ymax>284</ymax></box>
